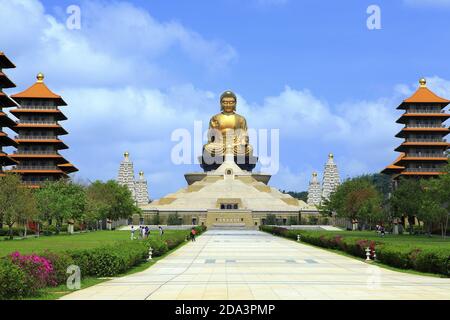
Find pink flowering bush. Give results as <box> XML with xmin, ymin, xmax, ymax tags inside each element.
<box><xmin>9</xmin><ymin>252</ymin><xmax>56</xmax><ymax>293</ymax></box>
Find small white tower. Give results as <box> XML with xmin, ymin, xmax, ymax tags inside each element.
<box><xmin>321</xmin><ymin>153</ymin><xmax>341</xmax><ymax>201</ymax></box>
<box><xmin>307</xmin><ymin>172</ymin><xmax>322</xmax><ymax>206</ymax></box>
<box><xmin>135</xmin><ymin>171</ymin><xmax>150</xmax><ymax>205</ymax></box>
<box><xmin>117</xmin><ymin>151</ymin><xmax>136</xmax><ymax>200</ymax></box>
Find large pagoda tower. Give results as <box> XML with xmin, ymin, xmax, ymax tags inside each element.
<box><xmin>0</xmin><ymin>52</ymin><xmax>18</xmax><ymax>174</ymax></box>
<box><xmin>8</xmin><ymin>73</ymin><xmax>77</xmax><ymax>186</ymax></box>
<box><xmin>382</xmin><ymin>78</ymin><xmax>449</xmax><ymax>179</ymax></box>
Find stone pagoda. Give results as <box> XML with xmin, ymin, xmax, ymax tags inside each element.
<box><xmin>117</xmin><ymin>152</ymin><xmax>150</xmax><ymax>205</ymax></box>
<box><xmin>0</xmin><ymin>52</ymin><xmax>18</xmax><ymax>174</ymax></box>
<box><xmin>135</xmin><ymin>171</ymin><xmax>150</xmax><ymax>206</ymax></box>
<box><xmin>382</xmin><ymin>78</ymin><xmax>449</xmax><ymax>179</ymax></box>
<box><xmin>307</xmin><ymin>172</ymin><xmax>322</xmax><ymax>206</ymax></box>
<box><xmin>321</xmin><ymin>153</ymin><xmax>341</xmax><ymax>201</ymax></box>
<box><xmin>9</xmin><ymin>73</ymin><xmax>77</xmax><ymax>186</ymax></box>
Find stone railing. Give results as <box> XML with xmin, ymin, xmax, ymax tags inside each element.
<box><xmin>14</xmin><ymin>165</ymin><xmax>59</xmax><ymax>170</ymax></box>
<box><xmin>406</xmin><ymin>153</ymin><xmax>447</xmax><ymax>158</ymax></box>
<box><xmin>13</xmin><ymin>150</ymin><xmax>58</xmax><ymax>155</ymax></box>
<box><xmin>17</xmin><ymin>105</ymin><xmax>57</xmax><ymax>110</ymax></box>
<box><xmin>405</xmin><ymin>109</ymin><xmax>445</xmax><ymax>114</ymax></box>
<box><xmin>18</xmin><ymin>121</ymin><xmax>57</xmax><ymax>125</ymax></box>
<box><xmin>405</xmin><ymin>138</ymin><xmax>446</xmax><ymax>142</ymax></box>
<box><xmin>15</xmin><ymin>135</ymin><xmax>57</xmax><ymax>140</ymax></box>
<box><xmin>405</xmin><ymin>124</ymin><xmax>446</xmax><ymax>128</ymax></box>
<box><xmin>404</xmin><ymin>167</ymin><xmax>444</xmax><ymax>172</ymax></box>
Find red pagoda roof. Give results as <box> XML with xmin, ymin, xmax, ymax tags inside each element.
<box><xmin>398</xmin><ymin>79</ymin><xmax>450</xmax><ymax>109</ymax></box>
<box><xmin>0</xmin><ymin>112</ymin><xmax>16</xmax><ymax>127</ymax></box>
<box><xmin>0</xmin><ymin>72</ymin><xmax>16</xmax><ymax>89</ymax></box>
<box><xmin>58</xmin><ymin>163</ymin><xmax>78</xmax><ymax>174</ymax></box>
<box><xmin>11</xmin><ymin>73</ymin><xmax>67</xmax><ymax>106</ymax></box>
<box><xmin>0</xmin><ymin>92</ymin><xmax>18</xmax><ymax>108</ymax></box>
<box><xmin>382</xmin><ymin>153</ymin><xmax>405</xmax><ymax>174</ymax></box>
<box><xmin>0</xmin><ymin>152</ymin><xmax>18</xmax><ymax>166</ymax></box>
<box><xmin>0</xmin><ymin>52</ymin><xmax>15</xmax><ymax>69</ymax></box>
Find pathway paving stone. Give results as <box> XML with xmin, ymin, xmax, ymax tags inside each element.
<box><xmin>61</xmin><ymin>230</ymin><xmax>450</xmax><ymax>300</ymax></box>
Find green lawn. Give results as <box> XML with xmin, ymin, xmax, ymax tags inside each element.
<box><xmin>0</xmin><ymin>230</ymin><xmax>186</xmax><ymax>257</ymax></box>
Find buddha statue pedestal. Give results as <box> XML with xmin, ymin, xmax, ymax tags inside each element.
<box><xmin>199</xmin><ymin>154</ymin><xmax>258</xmax><ymax>172</ymax></box>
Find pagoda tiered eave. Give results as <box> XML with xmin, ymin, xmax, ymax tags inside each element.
<box><xmin>10</xmin><ymin>108</ymin><xmax>68</xmax><ymax>121</ymax></box>
<box><xmin>396</xmin><ymin>113</ymin><xmax>450</xmax><ymax>124</ymax></box>
<box><xmin>0</xmin><ymin>52</ymin><xmax>15</xmax><ymax>69</ymax></box>
<box><xmin>0</xmin><ymin>72</ymin><xmax>16</xmax><ymax>89</ymax></box>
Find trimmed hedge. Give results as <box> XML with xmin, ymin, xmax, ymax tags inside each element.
<box><xmin>261</xmin><ymin>226</ymin><xmax>450</xmax><ymax>277</ymax></box>
<box><xmin>0</xmin><ymin>226</ymin><xmax>207</xmax><ymax>299</ymax></box>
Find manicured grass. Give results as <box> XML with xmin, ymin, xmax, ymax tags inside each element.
<box><xmin>297</xmin><ymin>230</ymin><xmax>450</xmax><ymax>249</ymax></box>
<box><xmin>0</xmin><ymin>230</ymin><xmax>186</xmax><ymax>257</ymax></box>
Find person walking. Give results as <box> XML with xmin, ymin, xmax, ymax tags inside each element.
<box><xmin>130</xmin><ymin>225</ymin><xmax>136</xmax><ymax>240</ymax></box>
<box><xmin>158</xmin><ymin>226</ymin><xmax>164</xmax><ymax>238</ymax></box>
<box><xmin>190</xmin><ymin>228</ymin><xmax>196</xmax><ymax>242</ymax></box>
<box><xmin>145</xmin><ymin>226</ymin><xmax>149</xmax><ymax>239</ymax></box>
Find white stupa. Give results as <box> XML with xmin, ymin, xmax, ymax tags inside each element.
<box><xmin>307</xmin><ymin>172</ymin><xmax>322</xmax><ymax>206</ymax></box>
<box><xmin>117</xmin><ymin>152</ymin><xmax>149</xmax><ymax>205</ymax></box>
<box><xmin>135</xmin><ymin>171</ymin><xmax>150</xmax><ymax>205</ymax></box>
<box><xmin>321</xmin><ymin>153</ymin><xmax>341</xmax><ymax>201</ymax></box>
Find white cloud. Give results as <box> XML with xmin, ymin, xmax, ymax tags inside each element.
<box><xmin>0</xmin><ymin>0</ymin><xmax>237</xmax><ymax>88</ymax></box>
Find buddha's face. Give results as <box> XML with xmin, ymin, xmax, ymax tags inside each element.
<box><xmin>221</xmin><ymin>96</ymin><xmax>236</xmax><ymax>113</ymax></box>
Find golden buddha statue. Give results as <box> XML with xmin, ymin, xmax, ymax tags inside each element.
<box><xmin>203</xmin><ymin>91</ymin><xmax>253</xmax><ymax>158</ymax></box>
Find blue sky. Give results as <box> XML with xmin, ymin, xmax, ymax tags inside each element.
<box><xmin>1</xmin><ymin>0</ymin><xmax>449</xmax><ymax>198</ymax></box>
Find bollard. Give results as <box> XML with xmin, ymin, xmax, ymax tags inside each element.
<box><xmin>148</xmin><ymin>247</ymin><xmax>153</xmax><ymax>261</ymax></box>
<box><xmin>297</xmin><ymin>234</ymin><xmax>301</xmax><ymax>242</ymax></box>
<box><xmin>373</xmin><ymin>249</ymin><xmax>377</xmax><ymax>261</ymax></box>
<box><xmin>365</xmin><ymin>247</ymin><xmax>371</xmax><ymax>261</ymax></box>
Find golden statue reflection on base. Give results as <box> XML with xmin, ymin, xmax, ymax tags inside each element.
<box><xmin>201</xmin><ymin>91</ymin><xmax>257</xmax><ymax>172</ymax></box>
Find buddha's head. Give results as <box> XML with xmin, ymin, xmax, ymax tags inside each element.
<box><xmin>220</xmin><ymin>90</ymin><xmax>237</xmax><ymax>114</ymax></box>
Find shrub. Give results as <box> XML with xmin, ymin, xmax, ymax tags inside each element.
<box><xmin>9</xmin><ymin>252</ymin><xmax>56</xmax><ymax>294</ymax></box>
<box><xmin>146</xmin><ymin>239</ymin><xmax>169</xmax><ymax>257</ymax></box>
<box><xmin>260</xmin><ymin>226</ymin><xmax>450</xmax><ymax>276</ymax></box>
<box><xmin>40</xmin><ymin>251</ymin><xmax>74</xmax><ymax>285</ymax></box>
<box><xmin>69</xmin><ymin>241</ymin><xmax>148</xmax><ymax>277</ymax></box>
<box><xmin>0</xmin><ymin>258</ymin><xmax>29</xmax><ymax>300</ymax></box>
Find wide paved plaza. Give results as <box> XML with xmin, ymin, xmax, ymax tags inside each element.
<box><xmin>61</xmin><ymin>230</ymin><xmax>450</xmax><ymax>300</ymax></box>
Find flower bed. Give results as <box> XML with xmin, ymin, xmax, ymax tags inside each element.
<box><xmin>260</xmin><ymin>226</ymin><xmax>450</xmax><ymax>277</ymax></box>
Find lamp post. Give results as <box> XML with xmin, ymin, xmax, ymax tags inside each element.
<box><xmin>148</xmin><ymin>247</ymin><xmax>153</xmax><ymax>261</ymax></box>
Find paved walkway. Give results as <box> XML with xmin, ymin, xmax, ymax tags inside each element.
<box><xmin>61</xmin><ymin>230</ymin><xmax>450</xmax><ymax>300</ymax></box>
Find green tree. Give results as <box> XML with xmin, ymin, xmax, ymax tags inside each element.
<box><xmin>86</xmin><ymin>180</ymin><xmax>140</xmax><ymax>226</ymax></box>
<box><xmin>0</xmin><ymin>174</ymin><xmax>38</xmax><ymax>239</ymax></box>
<box><xmin>323</xmin><ymin>176</ymin><xmax>383</xmax><ymax>230</ymax></box>
<box><xmin>35</xmin><ymin>180</ymin><xmax>86</xmax><ymax>234</ymax></box>
<box><xmin>389</xmin><ymin>178</ymin><xmax>422</xmax><ymax>234</ymax></box>
<box><xmin>420</xmin><ymin>164</ymin><xmax>450</xmax><ymax>238</ymax></box>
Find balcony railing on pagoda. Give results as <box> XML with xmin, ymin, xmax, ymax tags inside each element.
<box><xmin>14</xmin><ymin>165</ymin><xmax>59</xmax><ymax>170</ymax></box>
<box><xmin>13</xmin><ymin>150</ymin><xmax>58</xmax><ymax>155</ymax></box>
<box><xmin>404</xmin><ymin>167</ymin><xmax>444</xmax><ymax>172</ymax></box>
<box><xmin>17</xmin><ymin>105</ymin><xmax>58</xmax><ymax>110</ymax></box>
<box><xmin>405</xmin><ymin>138</ymin><xmax>447</xmax><ymax>142</ymax></box>
<box><xmin>406</xmin><ymin>153</ymin><xmax>447</xmax><ymax>158</ymax></box>
<box><xmin>405</xmin><ymin>124</ymin><xmax>447</xmax><ymax>128</ymax></box>
<box><xmin>405</xmin><ymin>109</ymin><xmax>446</xmax><ymax>114</ymax></box>
<box><xmin>17</xmin><ymin>121</ymin><xmax>57</xmax><ymax>125</ymax></box>
<box><xmin>15</xmin><ymin>135</ymin><xmax>57</xmax><ymax>140</ymax></box>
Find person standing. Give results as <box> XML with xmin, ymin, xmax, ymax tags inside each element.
<box><xmin>130</xmin><ymin>226</ymin><xmax>136</xmax><ymax>240</ymax></box>
<box><xmin>145</xmin><ymin>226</ymin><xmax>149</xmax><ymax>239</ymax></box>
<box><xmin>191</xmin><ymin>228</ymin><xmax>196</xmax><ymax>242</ymax></box>
<box><xmin>159</xmin><ymin>226</ymin><xmax>164</xmax><ymax>238</ymax></box>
